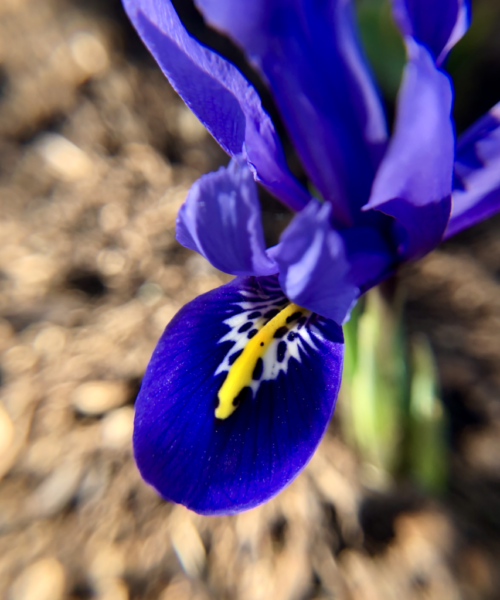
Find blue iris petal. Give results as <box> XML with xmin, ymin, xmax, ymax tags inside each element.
<box><xmin>273</xmin><ymin>201</ymin><xmax>359</xmax><ymax>324</ymax></box>
<box><xmin>391</xmin><ymin>0</ymin><xmax>471</xmax><ymax>65</ymax></box>
<box><xmin>176</xmin><ymin>155</ymin><xmax>277</xmax><ymax>277</ymax></box>
<box><xmin>363</xmin><ymin>41</ymin><xmax>454</xmax><ymax>260</ymax></box>
<box><xmin>195</xmin><ymin>0</ymin><xmax>388</xmax><ymax>227</ymax></box>
<box><xmin>123</xmin><ymin>0</ymin><xmax>500</xmax><ymax>516</ymax></box>
<box><xmin>134</xmin><ymin>276</ymin><xmax>344</xmax><ymax>515</ymax></box>
<box><xmin>273</xmin><ymin>201</ymin><xmax>394</xmax><ymax>324</ymax></box>
<box><xmin>446</xmin><ymin>102</ymin><xmax>500</xmax><ymax>239</ymax></box>
<box><xmin>123</xmin><ymin>0</ymin><xmax>309</xmax><ymax>212</ymax></box>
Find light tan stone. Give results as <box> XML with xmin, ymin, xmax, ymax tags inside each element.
<box><xmin>71</xmin><ymin>381</ymin><xmax>128</xmax><ymax>416</ymax></box>
<box><xmin>100</xmin><ymin>407</ymin><xmax>134</xmax><ymax>449</ymax></box>
<box><xmin>8</xmin><ymin>558</ymin><xmax>65</xmax><ymax>600</ymax></box>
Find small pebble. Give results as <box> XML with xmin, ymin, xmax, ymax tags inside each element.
<box><xmin>69</xmin><ymin>31</ymin><xmax>109</xmax><ymax>76</ymax></box>
<box><xmin>36</xmin><ymin>133</ymin><xmax>92</xmax><ymax>181</ymax></box>
<box><xmin>137</xmin><ymin>282</ymin><xmax>164</xmax><ymax>307</ymax></box>
<box><xmin>7</xmin><ymin>254</ymin><xmax>55</xmax><ymax>287</ymax></box>
<box><xmin>100</xmin><ymin>407</ymin><xmax>134</xmax><ymax>448</ymax></box>
<box><xmin>97</xmin><ymin>249</ymin><xmax>126</xmax><ymax>276</ymax></box>
<box><xmin>28</xmin><ymin>460</ymin><xmax>83</xmax><ymax>518</ymax></box>
<box><xmin>89</xmin><ymin>545</ymin><xmax>125</xmax><ymax>583</ymax></box>
<box><xmin>33</xmin><ymin>326</ymin><xmax>66</xmax><ymax>357</ymax></box>
<box><xmin>170</xmin><ymin>511</ymin><xmax>206</xmax><ymax>578</ymax></box>
<box><xmin>71</xmin><ymin>381</ymin><xmax>128</xmax><ymax>416</ymax></box>
<box><xmin>8</xmin><ymin>558</ymin><xmax>65</xmax><ymax>600</ymax></box>
<box><xmin>96</xmin><ymin>579</ymin><xmax>129</xmax><ymax>600</ymax></box>
<box><xmin>0</xmin><ymin>404</ymin><xmax>14</xmax><ymax>457</ymax></box>
<box><xmin>2</xmin><ymin>345</ymin><xmax>38</xmax><ymax>375</ymax></box>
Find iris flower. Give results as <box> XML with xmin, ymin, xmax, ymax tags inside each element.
<box><xmin>123</xmin><ymin>0</ymin><xmax>500</xmax><ymax>515</ymax></box>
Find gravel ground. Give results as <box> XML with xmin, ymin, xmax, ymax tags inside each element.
<box><xmin>1</xmin><ymin>1</ymin><xmax>500</xmax><ymax>599</ymax></box>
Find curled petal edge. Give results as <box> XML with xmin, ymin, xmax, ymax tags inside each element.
<box><xmin>176</xmin><ymin>156</ymin><xmax>277</xmax><ymax>276</ymax></box>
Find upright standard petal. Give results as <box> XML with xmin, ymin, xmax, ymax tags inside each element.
<box><xmin>445</xmin><ymin>102</ymin><xmax>500</xmax><ymax>238</ymax></box>
<box><xmin>391</xmin><ymin>0</ymin><xmax>471</xmax><ymax>65</ymax></box>
<box><xmin>363</xmin><ymin>41</ymin><xmax>453</xmax><ymax>260</ymax></box>
<box><xmin>272</xmin><ymin>201</ymin><xmax>393</xmax><ymax>324</ymax></box>
<box><xmin>176</xmin><ymin>156</ymin><xmax>277</xmax><ymax>276</ymax></box>
<box><xmin>134</xmin><ymin>276</ymin><xmax>344</xmax><ymax>515</ymax></box>
<box><xmin>122</xmin><ymin>0</ymin><xmax>309</xmax><ymax>211</ymax></box>
<box><xmin>196</xmin><ymin>0</ymin><xmax>387</xmax><ymax>227</ymax></box>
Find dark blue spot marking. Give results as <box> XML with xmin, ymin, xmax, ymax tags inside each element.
<box><xmin>248</xmin><ymin>329</ymin><xmax>258</xmax><ymax>339</ymax></box>
<box><xmin>232</xmin><ymin>386</ymin><xmax>252</xmax><ymax>408</ymax></box>
<box><xmin>273</xmin><ymin>326</ymin><xmax>288</xmax><ymax>339</ymax></box>
<box><xmin>277</xmin><ymin>341</ymin><xmax>287</xmax><ymax>362</ymax></box>
<box><xmin>238</xmin><ymin>321</ymin><xmax>253</xmax><ymax>333</ymax></box>
<box><xmin>252</xmin><ymin>357</ymin><xmax>263</xmax><ymax>380</ymax></box>
<box><xmin>286</xmin><ymin>311</ymin><xmax>302</xmax><ymax>324</ymax></box>
<box><xmin>287</xmin><ymin>331</ymin><xmax>297</xmax><ymax>341</ymax></box>
<box><xmin>228</xmin><ymin>349</ymin><xmax>243</xmax><ymax>365</ymax></box>
<box><xmin>264</xmin><ymin>308</ymin><xmax>280</xmax><ymax>320</ymax></box>
<box><xmin>273</xmin><ymin>298</ymin><xmax>288</xmax><ymax>306</ymax></box>
<box><xmin>248</xmin><ymin>311</ymin><xmax>261</xmax><ymax>319</ymax></box>
<box><xmin>297</xmin><ymin>317</ymin><xmax>307</xmax><ymax>329</ymax></box>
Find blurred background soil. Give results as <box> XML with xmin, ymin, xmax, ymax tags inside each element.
<box><xmin>1</xmin><ymin>0</ymin><xmax>500</xmax><ymax>599</ymax></box>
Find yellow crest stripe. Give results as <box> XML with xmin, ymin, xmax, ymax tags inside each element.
<box><xmin>215</xmin><ymin>302</ymin><xmax>307</xmax><ymax>419</ymax></box>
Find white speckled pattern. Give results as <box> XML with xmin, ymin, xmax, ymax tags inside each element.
<box><xmin>215</xmin><ymin>285</ymin><xmax>322</xmax><ymax>396</ymax></box>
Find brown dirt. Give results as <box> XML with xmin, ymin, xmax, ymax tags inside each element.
<box><xmin>1</xmin><ymin>1</ymin><xmax>500</xmax><ymax>599</ymax></box>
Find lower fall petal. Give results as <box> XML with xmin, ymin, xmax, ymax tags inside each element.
<box><xmin>134</xmin><ymin>275</ymin><xmax>344</xmax><ymax>515</ymax></box>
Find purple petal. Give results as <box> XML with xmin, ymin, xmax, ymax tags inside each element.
<box><xmin>364</xmin><ymin>41</ymin><xmax>454</xmax><ymax>260</ymax></box>
<box><xmin>195</xmin><ymin>0</ymin><xmax>388</xmax><ymax>227</ymax></box>
<box><xmin>176</xmin><ymin>156</ymin><xmax>277</xmax><ymax>276</ymax></box>
<box><xmin>122</xmin><ymin>0</ymin><xmax>309</xmax><ymax>211</ymax></box>
<box><xmin>341</xmin><ymin>226</ymin><xmax>397</xmax><ymax>294</ymax></box>
<box><xmin>445</xmin><ymin>102</ymin><xmax>500</xmax><ymax>238</ymax></box>
<box><xmin>391</xmin><ymin>0</ymin><xmax>471</xmax><ymax>65</ymax></box>
<box><xmin>134</xmin><ymin>275</ymin><xmax>344</xmax><ymax>515</ymax></box>
<box><xmin>272</xmin><ymin>201</ymin><xmax>393</xmax><ymax>324</ymax></box>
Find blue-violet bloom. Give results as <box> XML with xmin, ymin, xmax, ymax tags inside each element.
<box><xmin>123</xmin><ymin>0</ymin><xmax>500</xmax><ymax>515</ymax></box>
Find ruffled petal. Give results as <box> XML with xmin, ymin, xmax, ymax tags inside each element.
<box><xmin>445</xmin><ymin>102</ymin><xmax>500</xmax><ymax>239</ymax></box>
<box><xmin>195</xmin><ymin>0</ymin><xmax>387</xmax><ymax>227</ymax></box>
<box><xmin>134</xmin><ymin>275</ymin><xmax>344</xmax><ymax>515</ymax></box>
<box><xmin>176</xmin><ymin>156</ymin><xmax>277</xmax><ymax>276</ymax></box>
<box><xmin>122</xmin><ymin>0</ymin><xmax>309</xmax><ymax>211</ymax></box>
<box><xmin>363</xmin><ymin>41</ymin><xmax>453</xmax><ymax>260</ymax></box>
<box><xmin>272</xmin><ymin>201</ymin><xmax>393</xmax><ymax>324</ymax></box>
<box><xmin>391</xmin><ymin>0</ymin><xmax>471</xmax><ymax>65</ymax></box>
